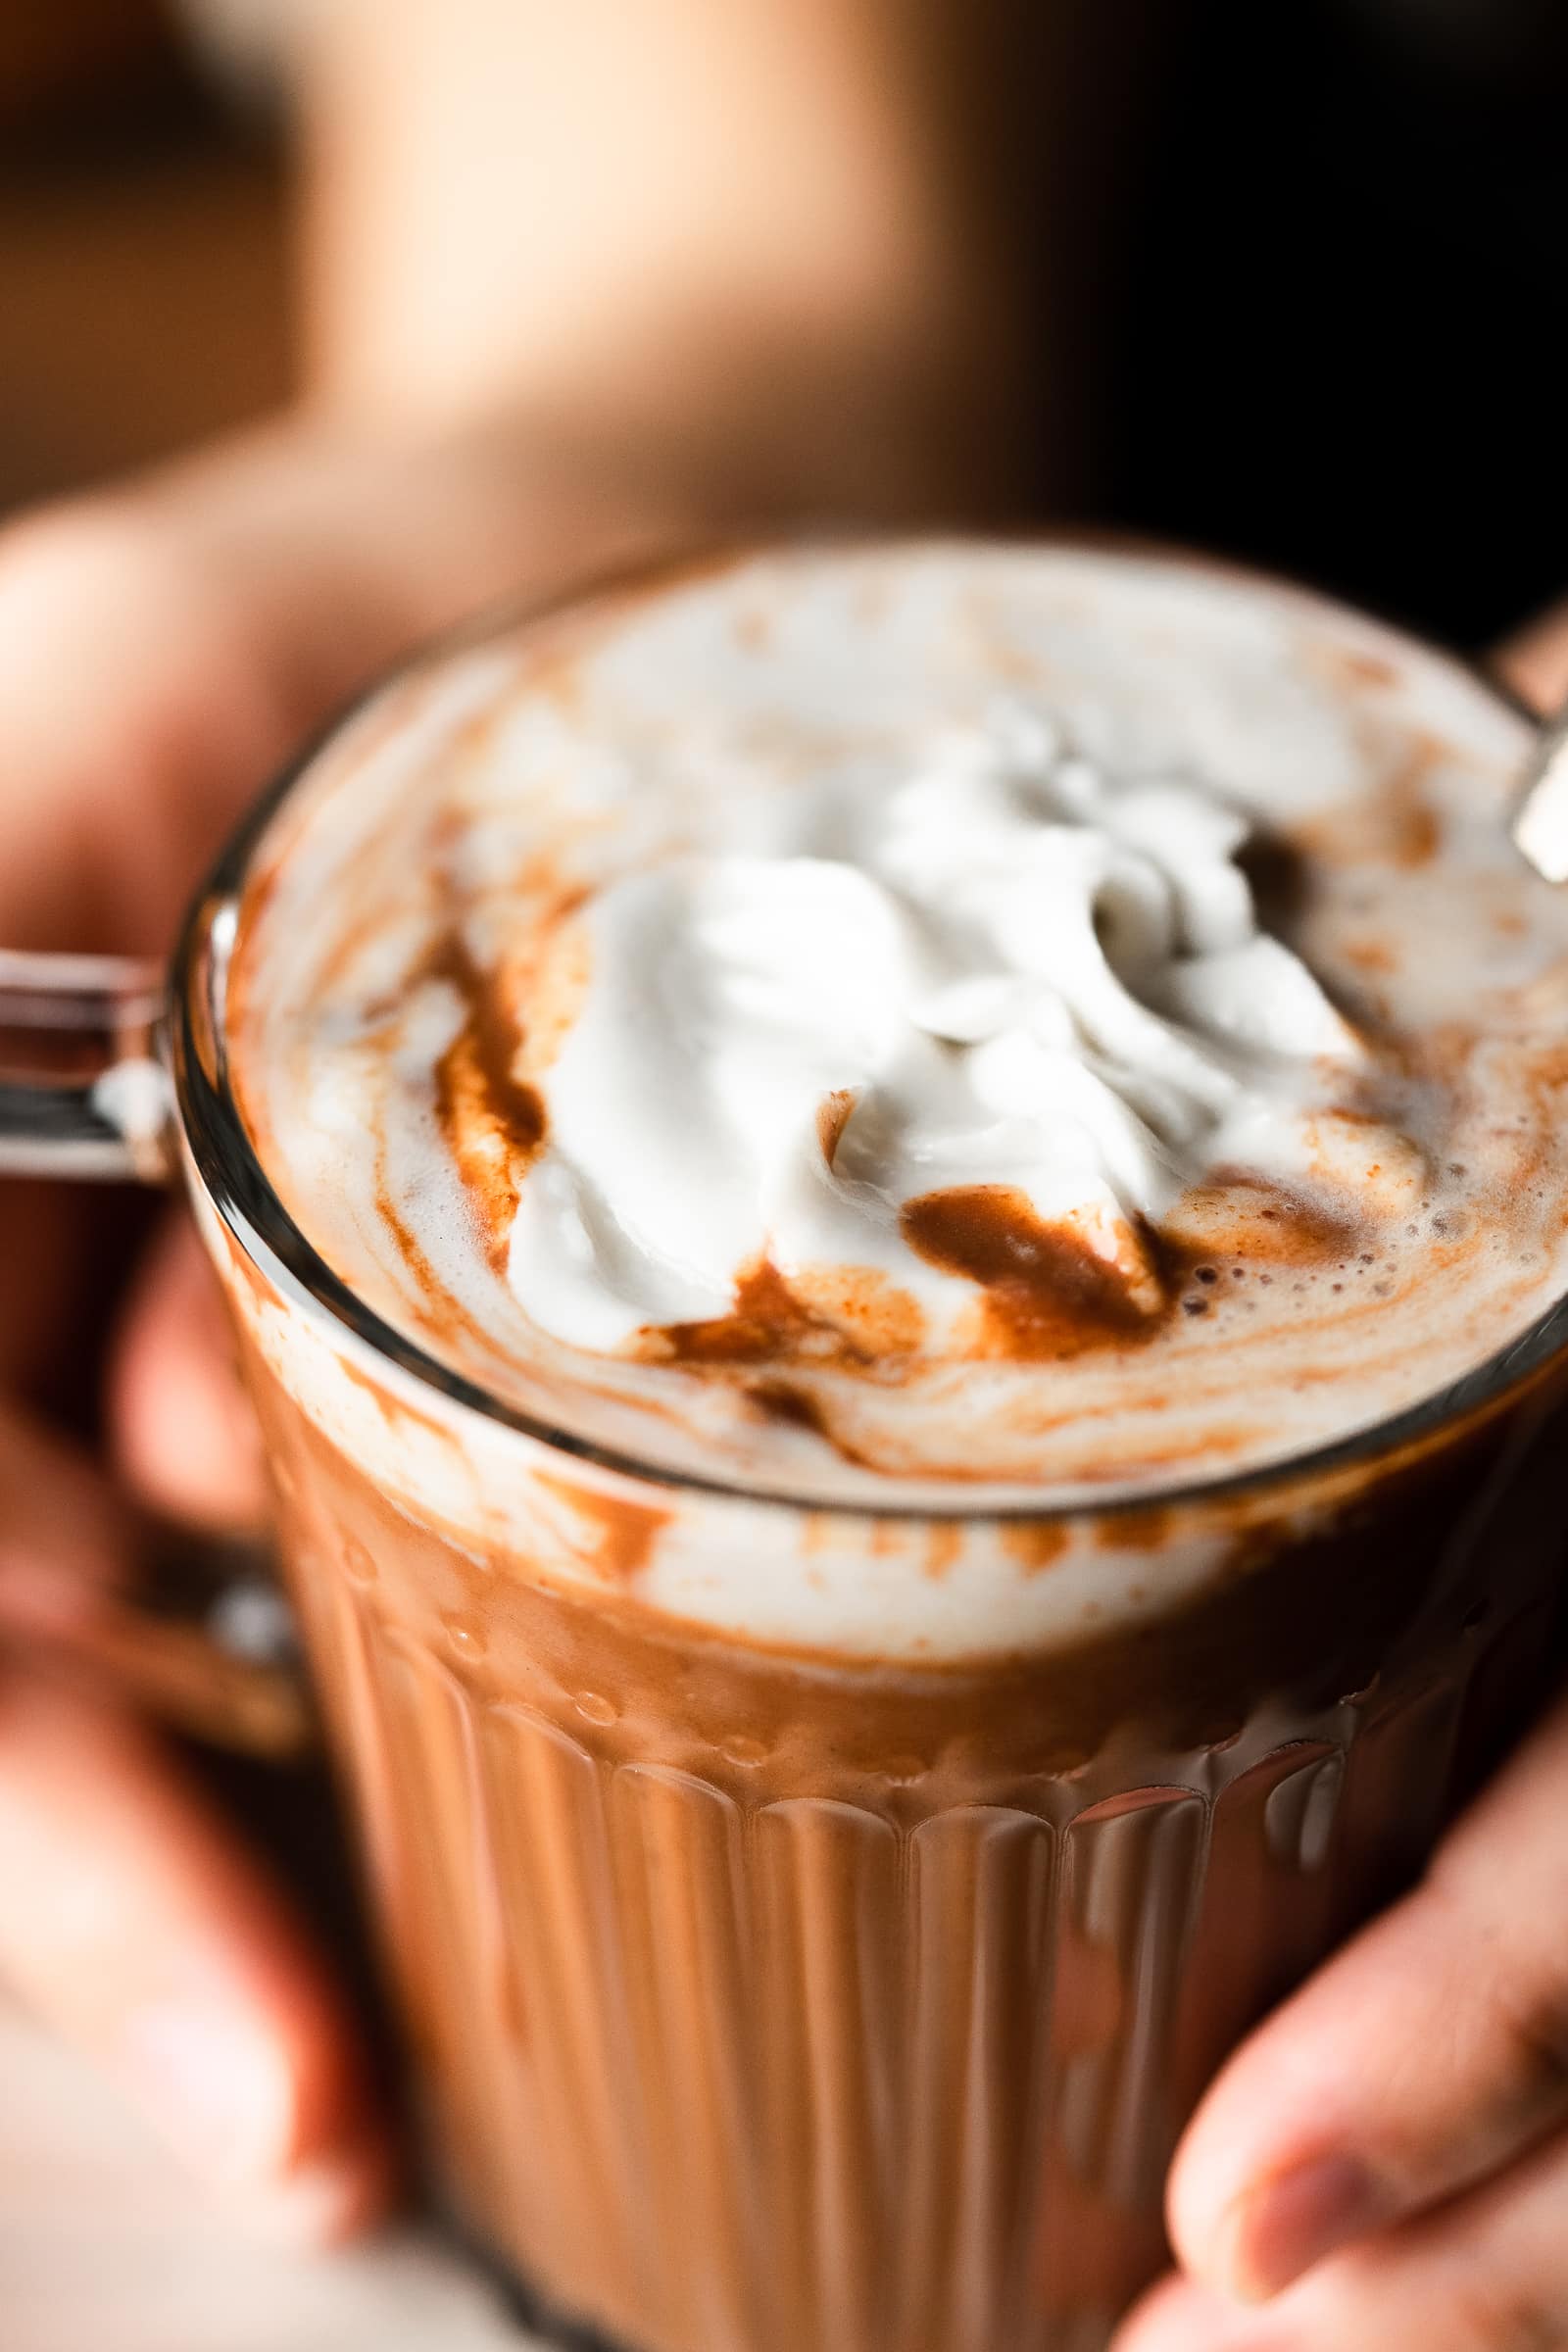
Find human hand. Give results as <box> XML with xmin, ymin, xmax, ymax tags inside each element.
<box><xmin>0</xmin><ymin>412</ymin><xmax>690</xmax><ymax>2240</ymax></box>
<box><xmin>1113</xmin><ymin>1686</ymin><xmax>1568</xmax><ymax>2350</ymax></box>
<box><xmin>1114</xmin><ymin>599</ymin><xmax>1568</xmax><ymax>2352</ymax></box>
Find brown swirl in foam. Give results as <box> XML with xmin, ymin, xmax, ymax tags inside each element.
<box><xmin>896</xmin><ymin>1177</ymin><xmax>1361</xmax><ymax>1371</ymax></box>
<box><xmin>426</xmin><ymin>931</ymin><xmax>546</xmax><ymax>1264</ymax></box>
<box><xmin>900</xmin><ymin>1188</ymin><xmax>1167</xmax><ymax>1360</ymax></box>
<box><xmin>1296</xmin><ymin>731</ymin><xmax>1447</xmax><ymax>876</ymax></box>
<box><xmin>816</xmin><ymin>1088</ymin><xmax>858</xmax><ymax>1165</ymax></box>
<box><xmin>611</xmin><ymin>1169</ymin><xmax>1393</xmax><ymax>1474</ymax></box>
<box><xmin>647</xmin><ymin>1259</ymin><xmax>923</xmax><ymax>1370</ymax></box>
<box><xmin>1162</xmin><ymin>1179</ymin><xmax>1363</xmax><ymax>1268</ymax></box>
<box><xmin>743</xmin><ymin>1378</ymin><xmax>860</xmax><ymax>1459</ymax></box>
<box><xmin>999</xmin><ymin>1523</ymin><xmax>1071</xmax><ymax>1574</ymax></box>
<box><xmin>416</xmin><ymin>829</ymin><xmax>594</xmax><ymax>1268</ymax></box>
<box><xmin>532</xmin><ymin>1468</ymin><xmax>672</xmax><ymax>1581</ymax></box>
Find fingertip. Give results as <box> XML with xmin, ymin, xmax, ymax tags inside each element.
<box><xmin>1111</xmin><ymin>2273</ymin><xmax>1255</xmax><ymax>2352</ymax></box>
<box><xmin>114</xmin><ymin>1973</ymin><xmax>394</xmax><ymax>2237</ymax></box>
<box><xmin>1165</xmin><ymin>2096</ymin><xmax>1248</xmax><ymax>2288</ymax></box>
<box><xmin>0</xmin><ymin>1686</ymin><xmax>388</xmax><ymax>2232</ymax></box>
<box><xmin>111</xmin><ymin>1215</ymin><xmax>268</xmax><ymax>1533</ymax></box>
<box><xmin>1214</xmin><ymin>2152</ymin><xmax>1387</xmax><ymax>2304</ymax></box>
<box><xmin>291</xmin><ymin>2131</ymin><xmax>400</xmax><ymax>2247</ymax></box>
<box><xmin>119</xmin><ymin>1998</ymin><xmax>300</xmax><ymax>2187</ymax></box>
<box><xmin>1494</xmin><ymin>599</ymin><xmax>1568</xmax><ymax>715</ymax></box>
<box><xmin>223</xmin><ymin>2128</ymin><xmax>402</xmax><ymax>2253</ymax></box>
<box><xmin>117</xmin><ymin>1996</ymin><xmax>396</xmax><ymax>2245</ymax></box>
<box><xmin>1163</xmin><ymin>2021</ymin><xmax>1363</xmax><ymax>2295</ymax></box>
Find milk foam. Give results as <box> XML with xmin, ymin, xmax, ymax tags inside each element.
<box><xmin>513</xmin><ymin>709</ymin><xmax>1368</xmax><ymax>1350</ymax></box>
<box><xmin>223</xmin><ymin>544</ymin><xmax>1568</xmax><ymax>1584</ymax></box>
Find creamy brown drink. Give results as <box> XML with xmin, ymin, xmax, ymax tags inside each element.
<box><xmin>204</xmin><ymin>544</ymin><xmax>1568</xmax><ymax>2352</ymax></box>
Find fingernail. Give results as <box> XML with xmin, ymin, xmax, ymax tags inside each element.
<box><xmin>119</xmin><ymin>2002</ymin><xmax>298</xmax><ymax>2188</ymax></box>
<box><xmin>1222</xmin><ymin>2150</ymin><xmax>1385</xmax><ymax>2301</ymax></box>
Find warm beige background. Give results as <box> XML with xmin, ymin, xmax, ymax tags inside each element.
<box><xmin>0</xmin><ymin>2004</ymin><xmax>524</xmax><ymax>2352</ymax></box>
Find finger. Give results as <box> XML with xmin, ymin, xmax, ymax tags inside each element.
<box><xmin>0</xmin><ymin>1400</ymin><xmax>124</xmax><ymax>1633</ymax></box>
<box><xmin>1117</xmin><ymin>2129</ymin><xmax>1568</xmax><ymax>2352</ymax></box>
<box><xmin>1112</xmin><ymin>2271</ymin><xmax>1243</xmax><ymax>2352</ymax></box>
<box><xmin>1168</xmin><ymin>1690</ymin><xmax>1568</xmax><ymax>2302</ymax></box>
<box><xmin>1493</xmin><ymin>597</ymin><xmax>1568</xmax><ymax>716</ymax></box>
<box><xmin>110</xmin><ymin>1213</ymin><xmax>268</xmax><ymax>1534</ymax></box>
<box><xmin>0</xmin><ymin>1676</ymin><xmax>391</xmax><ymax>2245</ymax></box>
<box><xmin>0</xmin><ymin>498</ymin><xmax>290</xmax><ymax>957</ymax></box>
<box><xmin>0</xmin><ymin>419</ymin><xmax>683</xmax><ymax>956</ymax></box>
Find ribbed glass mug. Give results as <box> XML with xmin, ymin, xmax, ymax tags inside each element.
<box><xmin>4</xmin><ymin>555</ymin><xmax>1567</xmax><ymax>2352</ymax></box>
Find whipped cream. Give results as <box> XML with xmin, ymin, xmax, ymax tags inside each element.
<box><xmin>512</xmin><ymin>708</ymin><xmax>1366</xmax><ymax>1351</ymax></box>
<box><xmin>225</xmin><ymin>542</ymin><xmax>1568</xmax><ymax>1544</ymax></box>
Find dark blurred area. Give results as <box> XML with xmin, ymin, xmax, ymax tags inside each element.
<box><xmin>2</xmin><ymin>0</ymin><xmax>1566</xmax><ymax>648</ymax></box>
<box><xmin>0</xmin><ymin>0</ymin><xmax>292</xmax><ymax>514</ymax></box>
<box><xmin>1113</xmin><ymin>0</ymin><xmax>1568</xmax><ymax>648</ymax></box>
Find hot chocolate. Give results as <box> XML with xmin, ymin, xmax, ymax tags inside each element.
<box><xmin>203</xmin><ymin>543</ymin><xmax>1568</xmax><ymax>2351</ymax></box>
<box><xmin>232</xmin><ymin>545</ymin><xmax>1568</xmax><ymax>1507</ymax></box>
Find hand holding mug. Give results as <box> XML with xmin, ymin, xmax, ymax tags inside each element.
<box><xmin>0</xmin><ymin>413</ymin><xmax>684</xmax><ymax>2237</ymax></box>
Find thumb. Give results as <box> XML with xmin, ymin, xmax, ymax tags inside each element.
<box><xmin>1166</xmin><ymin>1689</ymin><xmax>1568</xmax><ymax>2303</ymax></box>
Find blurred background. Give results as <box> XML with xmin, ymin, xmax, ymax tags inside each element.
<box><xmin>4</xmin><ymin>6</ymin><xmax>1568</xmax><ymax>2343</ymax></box>
<box><xmin>0</xmin><ymin>1</ymin><xmax>291</xmax><ymax>515</ymax></box>
<box><xmin>5</xmin><ymin>0</ymin><xmax>1568</xmax><ymax>648</ymax></box>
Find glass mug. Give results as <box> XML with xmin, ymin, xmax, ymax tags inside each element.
<box><xmin>4</xmin><ymin>549</ymin><xmax>1568</xmax><ymax>2352</ymax></box>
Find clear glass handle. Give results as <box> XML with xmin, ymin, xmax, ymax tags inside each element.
<box><xmin>0</xmin><ymin>949</ymin><xmax>173</xmax><ymax>1181</ymax></box>
<box><xmin>0</xmin><ymin>947</ymin><xmax>310</xmax><ymax>1755</ymax></box>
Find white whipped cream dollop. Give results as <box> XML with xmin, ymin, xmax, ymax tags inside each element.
<box><xmin>510</xmin><ymin>708</ymin><xmax>1365</xmax><ymax>1349</ymax></box>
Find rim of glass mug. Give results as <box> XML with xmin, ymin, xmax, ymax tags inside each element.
<box><xmin>167</xmin><ymin>537</ymin><xmax>1568</xmax><ymax>1525</ymax></box>
<box><xmin>6</xmin><ymin>534</ymin><xmax>1566</xmax><ymax>1531</ymax></box>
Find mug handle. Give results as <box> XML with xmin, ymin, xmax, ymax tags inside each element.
<box><xmin>0</xmin><ymin>949</ymin><xmax>312</xmax><ymax>1758</ymax></box>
